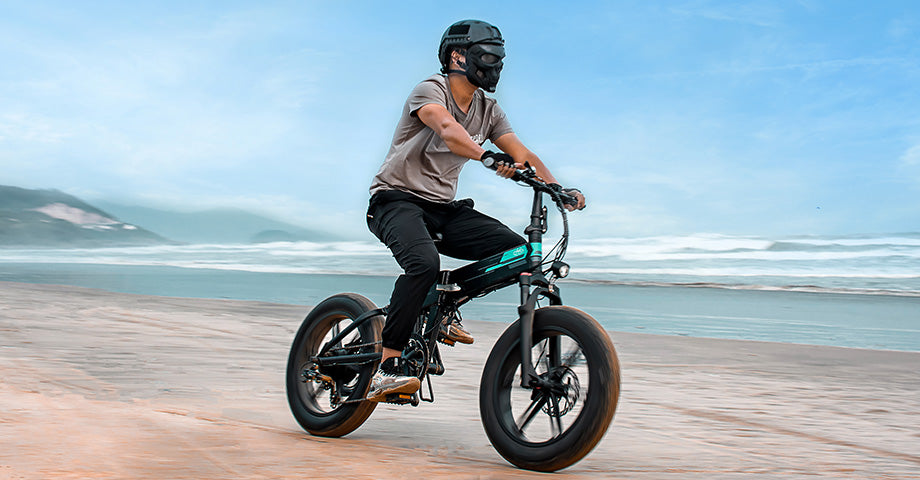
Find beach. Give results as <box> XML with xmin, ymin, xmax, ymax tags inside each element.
<box><xmin>1</xmin><ymin>281</ymin><xmax>918</xmax><ymax>479</ymax></box>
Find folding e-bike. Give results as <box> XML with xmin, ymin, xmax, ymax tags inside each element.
<box><xmin>286</xmin><ymin>159</ymin><xmax>620</xmax><ymax>472</ymax></box>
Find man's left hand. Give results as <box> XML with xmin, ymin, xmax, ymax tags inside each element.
<box><xmin>563</xmin><ymin>188</ymin><xmax>586</xmax><ymax>211</ymax></box>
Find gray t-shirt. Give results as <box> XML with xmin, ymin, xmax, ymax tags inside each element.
<box><xmin>369</xmin><ymin>74</ymin><xmax>514</xmax><ymax>203</ymax></box>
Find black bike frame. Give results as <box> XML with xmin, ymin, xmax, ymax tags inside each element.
<box><xmin>313</xmin><ymin>182</ymin><xmax>567</xmax><ymax>391</ymax></box>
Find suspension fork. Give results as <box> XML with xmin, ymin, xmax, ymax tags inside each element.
<box><xmin>519</xmin><ymin>180</ymin><xmax>547</xmax><ymax>388</ymax></box>
<box><xmin>518</xmin><ymin>273</ymin><xmax>538</xmax><ymax>387</ymax></box>
<box><xmin>517</xmin><ymin>273</ymin><xmax>562</xmax><ymax>388</ymax></box>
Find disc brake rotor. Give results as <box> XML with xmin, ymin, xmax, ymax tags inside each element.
<box><xmin>540</xmin><ymin>366</ymin><xmax>580</xmax><ymax>417</ymax></box>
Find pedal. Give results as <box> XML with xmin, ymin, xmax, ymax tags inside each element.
<box><xmin>385</xmin><ymin>392</ymin><xmax>420</xmax><ymax>406</ymax></box>
<box><xmin>437</xmin><ymin>336</ymin><xmax>456</xmax><ymax>346</ymax></box>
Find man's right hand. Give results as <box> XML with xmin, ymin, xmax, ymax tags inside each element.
<box><xmin>481</xmin><ymin>151</ymin><xmax>521</xmax><ymax>179</ymax></box>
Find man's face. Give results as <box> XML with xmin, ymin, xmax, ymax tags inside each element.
<box><xmin>468</xmin><ymin>43</ymin><xmax>505</xmax><ymax>70</ymax></box>
<box><xmin>456</xmin><ymin>43</ymin><xmax>505</xmax><ymax>92</ymax></box>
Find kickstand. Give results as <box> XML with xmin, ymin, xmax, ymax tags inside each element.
<box><xmin>419</xmin><ymin>374</ymin><xmax>435</xmax><ymax>403</ymax></box>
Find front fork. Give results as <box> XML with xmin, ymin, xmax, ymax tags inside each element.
<box><xmin>517</xmin><ymin>272</ymin><xmax>562</xmax><ymax>388</ymax></box>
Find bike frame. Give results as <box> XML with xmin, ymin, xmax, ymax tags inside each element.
<box><xmin>312</xmin><ymin>175</ymin><xmax>570</xmax><ymax>392</ymax></box>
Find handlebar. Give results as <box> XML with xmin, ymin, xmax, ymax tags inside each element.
<box><xmin>481</xmin><ymin>158</ymin><xmax>580</xmax><ymax>210</ymax></box>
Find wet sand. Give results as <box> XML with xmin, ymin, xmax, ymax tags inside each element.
<box><xmin>1</xmin><ymin>281</ymin><xmax>918</xmax><ymax>479</ymax></box>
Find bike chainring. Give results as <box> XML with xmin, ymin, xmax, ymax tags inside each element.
<box><xmin>402</xmin><ymin>334</ymin><xmax>429</xmax><ymax>379</ymax></box>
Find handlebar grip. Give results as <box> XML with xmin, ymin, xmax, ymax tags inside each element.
<box><xmin>483</xmin><ymin>156</ymin><xmax>584</xmax><ymax>210</ymax></box>
<box><xmin>559</xmin><ymin>192</ymin><xmax>579</xmax><ymax>209</ymax></box>
<box><xmin>482</xmin><ymin>156</ymin><xmax>526</xmax><ymax>182</ymax></box>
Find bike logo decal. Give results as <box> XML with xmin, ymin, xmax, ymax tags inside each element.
<box><xmin>484</xmin><ymin>245</ymin><xmax>532</xmax><ymax>273</ymax></box>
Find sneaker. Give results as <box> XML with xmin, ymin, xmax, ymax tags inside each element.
<box><xmin>439</xmin><ymin>317</ymin><xmax>474</xmax><ymax>345</ymax></box>
<box><xmin>366</xmin><ymin>357</ymin><xmax>421</xmax><ymax>402</ymax></box>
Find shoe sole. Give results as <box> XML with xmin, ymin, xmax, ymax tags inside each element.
<box><xmin>440</xmin><ymin>327</ymin><xmax>474</xmax><ymax>345</ymax></box>
<box><xmin>366</xmin><ymin>378</ymin><xmax>421</xmax><ymax>402</ymax></box>
<box><xmin>442</xmin><ymin>334</ymin><xmax>474</xmax><ymax>345</ymax></box>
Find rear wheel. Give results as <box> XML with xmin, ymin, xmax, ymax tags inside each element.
<box><xmin>479</xmin><ymin>306</ymin><xmax>620</xmax><ymax>472</ymax></box>
<box><xmin>286</xmin><ymin>293</ymin><xmax>383</xmax><ymax>437</ymax></box>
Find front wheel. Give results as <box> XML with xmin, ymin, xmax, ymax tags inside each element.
<box><xmin>480</xmin><ymin>306</ymin><xmax>620</xmax><ymax>472</ymax></box>
<box><xmin>286</xmin><ymin>293</ymin><xmax>383</xmax><ymax>437</ymax></box>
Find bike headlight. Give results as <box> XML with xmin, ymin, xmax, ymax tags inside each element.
<box><xmin>552</xmin><ymin>261</ymin><xmax>570</xmax><ymax>278</ymax></box>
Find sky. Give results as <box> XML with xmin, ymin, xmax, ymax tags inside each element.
<box><xmin>1</xmin><ymin>0</ymin><xmax>919</xmax><ymax>239</ymax></box>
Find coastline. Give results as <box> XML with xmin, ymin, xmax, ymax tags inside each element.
<box><xmin>2</xmin><ymin>263</ymin><xmax>919</xmax><ymax>351</ymax></box>
<box><xmin>1</xmin><ymin>281</ymin><xmax>918</xmax><ymax>478</ymax></box>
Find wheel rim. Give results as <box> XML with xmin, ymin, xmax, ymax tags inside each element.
<box><xmin>496</xmin><ymin>330</ymin><xmax>590</xmax><ymax>445</ymax></box>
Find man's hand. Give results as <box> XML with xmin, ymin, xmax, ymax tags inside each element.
<box><xmin>550</xmin><ymin>184</ymin><xmax>587</xmax><ymax>211</ymax></box>
<box><xmin>481</xmin><ymin>151</ymin><xmax>522</xmax><ymax>179</ymax></box>
<box><xmin>564</xmin><ymin>188</ymin><xmax>587</xmax><ymax>211</ymax></box>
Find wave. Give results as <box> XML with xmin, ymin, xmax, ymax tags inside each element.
<box><xmin>569</xmin><ymin>233</ymin><xmax>920</xmax><ymax>261</ymax></box>
<box><xmin>565</xmin><ymin>278</ymin><xmax>920</xmax><ymax>297</ymax></box>
<box><xmin>3</xmin><ymin>233</ymin><xmax>920</xmax><ymax>295</ymax></box>
<box><xmin>572</xmin><ymin>267</ymin><xmax>920</xmax><ymax>280</ymax></box>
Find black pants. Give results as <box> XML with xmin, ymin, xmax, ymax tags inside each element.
<box><xmin>367</xmin><ymin>190</ymin><xmax>525</xmax><ymax>350</ymax></box>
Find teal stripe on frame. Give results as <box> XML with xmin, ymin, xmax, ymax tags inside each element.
<box><xmin>484</xmin><ymin>244</ymin><xmax>528</xmax><ymax>273</ymax></box>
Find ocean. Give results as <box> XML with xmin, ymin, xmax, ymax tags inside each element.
<box><xmin>2</xmin><ymin>233</ymin><xmax>918</xmax><ymax>351</ymax></box>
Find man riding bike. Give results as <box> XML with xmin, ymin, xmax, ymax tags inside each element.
<box><xmin>366</xmin><ymin>19</ymin><xmax>586</xmax><ymax>402</ymax></box>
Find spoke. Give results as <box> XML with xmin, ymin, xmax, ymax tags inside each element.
<box><xmin>548</xmin><ymin>394</ymin><xmax>564</xmax><ymax>438</ymax></box>
<box><xmin>533</xmin><ymin>339</ymin><xmax>549</xmax><ymax>373</ymax></box>
<box><xmin>561</xmin><ymin>344</ymin><xmax>583</xmax><ymax>368</ymax></box>
<box><xmin>516</xmin><ymin>394</ymin><xmax>548</xmax><ymax>434</ymax></box>
<box><xmin>331</xmin><ymin>323</ymin><xmax>343</xmax><ymax>348</ymax></box>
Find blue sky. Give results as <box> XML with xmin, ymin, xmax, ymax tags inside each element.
<box><xmin>1</xmin><ymin>0</ymin><xmax>918</xmax><ymax>238</ymax></box>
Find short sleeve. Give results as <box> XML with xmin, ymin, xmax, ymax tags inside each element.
<box><xmin>407</xmin><ymin>78</ymin><xmax>448</xmax><ymax>117</ymax></box>
<box><xmin>488</xmin><ymin>102</ymin><xmax>514</xmax><ymax>141</ymax></box>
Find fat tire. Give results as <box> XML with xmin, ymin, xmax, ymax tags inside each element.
<box><xmin>479</xmin><ymin>306</ymin><xmax>620</xmax><ymax>472</ymax></box>
<box><xmin>286</xmin><ymin>293</ymin><xmax>383</xmax><ymax>437</ymax></box>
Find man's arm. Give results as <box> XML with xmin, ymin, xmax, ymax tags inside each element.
<box><xmin>493</xmin><ymin>133</ymin><xmax>558</xmax><ymax>184</ymax></box>
<box><xmin>416</xmin><ymin>103</ymin><xmax>519</xmax><ymax>179</ymax></box>
<box><xmin>415</xmin><ymin>103</ymin><xmax>585</xmax><ymax>208</ymax></box>
<box><xmin>416</xmin><ymin>104</ymin><xmax>487</xmax><ymax>161</ymax></box>
<box><xmin>494</xmin><ymin>133</ymin><xmax>587</xmax><ymax>211</ymax></box>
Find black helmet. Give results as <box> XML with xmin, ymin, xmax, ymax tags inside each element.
<box><xmin>438</xmin><ymin>19</ymin><xmax>506</xmax><ymax>92</ymax></box>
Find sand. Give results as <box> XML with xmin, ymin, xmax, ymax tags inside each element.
<box><xmin>1</xmin><ymin>280</ymin><xmax>918</xmax><ymax>479</ymax></box>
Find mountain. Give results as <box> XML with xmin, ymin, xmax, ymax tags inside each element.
<box><xmin>0</xmin><ymin>186</ymin><xmax>170</xmax><ymax>247</ymax></box>
<box><xmin>95</xmin><ymin>202</ymin><xmax>340</xmax><ymax>244</ymax></box>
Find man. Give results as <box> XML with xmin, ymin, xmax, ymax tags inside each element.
<box><xmin>365</xmin><ymin>19</ymin><xmax>586</xmax><ymax>401</ymax></box>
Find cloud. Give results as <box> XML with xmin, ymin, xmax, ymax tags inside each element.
<box><xmin>900</xmin><ymin>144</ymin><xmax>920</xmax><ymax>185</ymax></box>
<box><xmin>902</xmin><ymin>144</ymin><xmax>920</xmax><ymax>166</ymax></box>
<box><xmin>0</xmin><ymin>113</ymin><xmax>69</xmax><ymax>144</ymax></box>
<box><xmin>668</xmin><ymin>0</ymin><xmax>783</xmax><ymax>28</ymax></box>
<box><xmin>887</xmin><ymin>16</ymin><xmax>919</xmax><ymax>40</ymax></box>
<box><xmin>616</xmin><ymin>56</ymin><xmax>909</xmax><ymax>82</ymax></box>
<box><xmin>3</xmin><ymin>1</ymin><xmax>919</xmax><ymax>238</ymax></box>
<box><xmin>0</xmin><ymin>5</ymin><xmax>340</xmax><ymax>194</ymax></box>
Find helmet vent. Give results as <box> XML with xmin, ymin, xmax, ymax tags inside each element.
<box><xmin>448</xmin><ymin>24</ymin><xmax>470</xmax><ymax>36</ymax></box>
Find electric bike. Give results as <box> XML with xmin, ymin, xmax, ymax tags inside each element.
<box><xmin>285</xmin><ymin>159</ymin><xmax>620</xmax><ymax>472</ymax></box>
